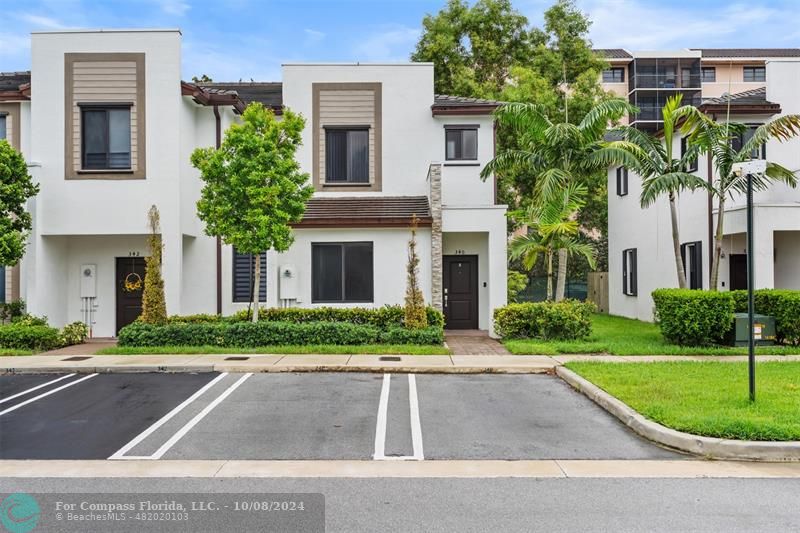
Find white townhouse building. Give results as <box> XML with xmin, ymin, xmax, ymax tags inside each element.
<box><xmin>0</xmin><ymin>29</ymin><xmax>507</xmax><ymax>337</ymax></box>
<box><xmin>606</xmin><ymin>55</ymin><xmax>800</xmax><ymax>321</ymax></box>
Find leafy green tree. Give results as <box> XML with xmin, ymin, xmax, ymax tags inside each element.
<box><xmin>682</xmin><ymin>111</ymin><xmax>800</xmax><ymax>290</ymax></box>
<box><xmin>191</xmin><ymin>103</ymin><xmax>313</xmax><ymax>321</ymax></box>
<box><xmin>507</xmin><ymin>270</ymin><xmax>529</xmax><ymax>302</ymax></box>
<box><xmin>615</xmin><ymin>95</ymin><xmax>710</xmax><ymax>289</ymax></box>
<box><xmin>0</xmin><ymin>140</ymin><xmax>39</xmax><ymax>268</ymax></box>
<box><xmin>140</xmin><ymin>205</ymin><xmax>167</xmax><ymax>325</ymax></box>
<box><xmin>509</xmin><ymin>183</ymin><xmax>597</xmax><ymax>300</ymax></box>
<box><xmin>483</xmin><ymin>99</ymin><xmax>637</xmax><ymax>299</ymax></box>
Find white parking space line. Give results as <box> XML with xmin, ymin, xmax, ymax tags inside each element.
<box><xmin>0</xmin><ymin>374</ymin><xmax>97</xmax><ymax>417</ymax></box>
<box><xmin>373</xmin><ymin>373</ymin><xmax>391</xmax><ymax>460</ymax></box>
<box><xmin>109</xmin><ymin>372</ymin><xmax>229</xmax><ymax>460</ymax></box>
<box><xmin>0</xmin><ymin>374</ymin><xmax>77</xmax><ymax>405</ymax></box>
<box><xmin>149</xmin><ymin>373</ymin><xmax>253</xmax><ymax>460</ymax></box>
<box><xmin>373</xmin><ymin>373</ymin><xmax>424</xmax><ymax>461</ymax></box>
<box><xmin>408</xmin><ymin>374</ymin><xmax>424</xmax><ymax>461</ymax></box>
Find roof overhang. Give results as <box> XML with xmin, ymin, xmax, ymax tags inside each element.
<box><xmin>431</xmin><ymin>105</ymin><xmax>498</xmax><ymax>116</ymax></box>
<box><xmin>181</xmin><ymin>81</ymin><xmax>246</xmax><ymax>113</ymax></box>
<box><xmin>699</xmin><ymin>103</ymin><xmax>781</xmax><ymax>116</ymax></box>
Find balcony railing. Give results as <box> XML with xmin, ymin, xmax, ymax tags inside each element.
<box><xmin>631</xmin><ymin>74</ymin><xmax>702</xmax><ymax>90</ymax></box>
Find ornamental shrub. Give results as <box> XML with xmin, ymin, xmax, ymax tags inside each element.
<box><xmin>493</xmin><ymin>300</ymin><xmax>595</xmax><ymax>340</ymax></box>
<box><xmin>228</xmin><ymin>305</ymin><xmax>444</xmax><ymax>330</ymax></box>
<box><xmin>59</xmin><ymin>322</ymin><xmax>89</xmax><ymax>346</ymax></box>
<box><xmin>140</xmin><ymin>205</ymin><xmax>168</xmax><ymax>325</ymax></box>
<box><xmin>403</xmin><ymin>217</ymin><xmax>428</xmax><ymax>329</ymax></box>
<box><xmin>651</xmin><ymin>289</ymin><xmax>734</xmax><ymax>346</ymax></box>
<box><xmin>0</xmin><ymin>323</ymin><xmax>61</xmax><ymax>351</ymax></box>
<box><xmin>730</xmin><ymin>289</ymin><xmax>800</xmax><ymax>346</ymax></box>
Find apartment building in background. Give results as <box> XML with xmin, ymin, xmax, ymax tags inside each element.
<box><xmin>602</xmin><ymin>48</ymin><xmax>800</xmax><ymax>321</ymax></box>
<box><xmin>0</xmin><ymin>29</ymin><xmax>507</xmax><ymax>337</ymax></box>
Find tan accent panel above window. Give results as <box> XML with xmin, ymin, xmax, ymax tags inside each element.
<box><xmin>312</xmin><ymin>82</ymin><xmax>382</xmax><ymax>192</ymax></box>
<box><xmin>64</xmin><ymin>53</ymin><xmax>146</xmax><ymax>180</ymax></box>
<box><xmin>0</xmin><ymin>103</ymin><xmax>21</xmax><ymax>151</ymax></box>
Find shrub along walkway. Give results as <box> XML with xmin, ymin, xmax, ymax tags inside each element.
<box><xmin>38</xmin><ymin>338</ymin><xmax>117</xmax><ymax>356</ymax></box>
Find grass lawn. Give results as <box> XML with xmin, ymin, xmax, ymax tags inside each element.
<box><xmin>566</xmin><ymin>361</ymin><xmax>800</xmax><ymax>441</ymax></box>
<box><xmin>97</xmin><ymin>344</ymin><xmax>451</xmax><ymax>356</ymax></box>
<box><xmin>0</xmin><ymin>349</ymin><xmax>34</xmax><ymax>356</ymax></box>
<box><xmin>504</xmin><ymin>313</ymin><xmax>800</xmax><ymax>356</ymax></box>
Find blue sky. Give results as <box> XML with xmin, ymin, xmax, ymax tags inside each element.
<box><xmin>2</xmin><ymin>0</ymin><xmax>799</xmax><ymax>81</ymax></box>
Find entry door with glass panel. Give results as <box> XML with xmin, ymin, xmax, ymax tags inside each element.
<box><xmin>443</xmin><ymin>255</ymin><xmax>478</xmax><ymax>330</ymax></box>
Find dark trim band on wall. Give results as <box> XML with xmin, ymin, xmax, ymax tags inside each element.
<box><xmin>443</xmin><ymin>124</ymin><xmax>481</xmax><ymax>129</ymax></box>
<box><xmin>64</xmin><ymin>52</ymin><xmax>147</xmax><ymax>180</ymax></box>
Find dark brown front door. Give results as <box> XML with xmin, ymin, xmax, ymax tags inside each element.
<box><xmin>729</xmin><ymin>254</ymin><xmax>748</xmax><ymax>290</ymax></box>
<box><xmin>116</xmin><ymin>257</ymin><xmax>146</xmax><ymax>334</ymax></box>
<box><xmin>443</xmin><ymin>255</ymin><xmax>478</xmax><ymax>329</ymax></box>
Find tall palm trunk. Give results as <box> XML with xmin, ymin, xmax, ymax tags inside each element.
<box><xmin>710</xmin><ymin>195</ymin><xmax>726</xmax><ymax>291</ymax></box>
<box><xmin>546</xmin><ymin>249</ymin><xmax>554</xmax><ymax>301</ymax></box>
<box><xmin>251</xmin><ymin>253</ymin><xmax>261</xmax><ymax>322</ymax></box>
<box><xmin>669</xmin><ymin>193</ymin><xmax>688</xmax><ymax>289</ymax></box>
<box><xmin>555</xmin><ymin>248</ymin><xmax>567</xmax><ymax>301</ymax></box>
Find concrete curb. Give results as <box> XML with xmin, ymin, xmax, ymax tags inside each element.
<box><xmin>556</xmin><ymin>366</ymin><xmax>800</xmax><ymax>462</ymax></box>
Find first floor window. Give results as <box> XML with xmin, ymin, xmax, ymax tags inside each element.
<box><xmin>743</xmin><ymin>66</ymin><xmax>766</xmax><ymax>82</ymax></box>
<box><xmin>312</xmin><ymin>242</ymin><xmax>373</xmax><ymax>303</ymax></box>
<box><xmin>232</xmin><ymin>248</ymin><xmax>267</xmax><ymax>303</ymax></box>
<box><xmin>622</xmin><ymin>248</ymin><xmax>637</xmax><ymax>296</ymax></box>
<box><xmin>602</xmin><ymin>67</ymin><xmax>625</xmax><ymax>83</ymax></box>
<box><xmin>616</xmin><ymin>167</ymin><xmax>629</xmax><ymax>196</ymax></box>
<box><xmin>701</xmin><ymin>67</ymin><xmax>716</xmax><ymax>82</ymax></box>
<box><xmin>0</xmin><ymin>114</ymin><xmax>6</xmax><ymax>140</ymax></box>
<box><xmin>445</xmin><ymin>126</ymin><xmax>478</xmax><ymax>160</ymax></box>
<box><xmin>731</xmin><ymin>125</ymin><xmax>767</xmax><ymax>160</ymax></box>
<box><xmin>81</xmin><ymin>105</ymin><xmax>132</xmax><ymax>170</ymax></box>
<box><xmin>325</xmin><ymin>127</ymin><xmax>369</xmax><ymax>183</ymax></box>
<box><xmin>681</xmin><ymin>241</ymin><xmax>703</xmax><ymax>290</ymax></box>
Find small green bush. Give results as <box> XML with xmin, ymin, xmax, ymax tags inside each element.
<box><xmin>167</xmin><ymin>313</ymin><xmax>223</xmax><ymax>324</ymax></box>
<box><xmin>12</xmin><ymin>314</ymin><xmax>49</xmax><ymax>327</ymax></box>
<box><xmin>60</xmin><ymin>322</ymin><xmax>89</xmax><ymax>346</ymax></box>
<box><xmin>227</xmin><ymin>305</ymin><xmax>444</xmax><ymax>330</ymax></box>
<box><xmin>0</xmin><ymin>324</ymin><xmax>61</xmax><ymax>351</ymax></box>
<box><xmin>730</xmin><ymin>289</ymin><xmax>800</xmax><ymax>346</ymax></box>
<box><xmin>493</xmin><ymin>300</ymin><xmax>596</xmax><ymax>340</ymax></box>
<box><xmin>0</xmin><ymin>299</ymin><xmax>26</xmax><ymax>324</ymax></box>
<box><xmin>652</xmin><ymin>289</ymin><xmax>734</xmax><ymax>346</ymax></box>
<box><xmin>118</xmin><ymin>320</ymin><xmax>443</xmax><ymax>347</ymax></box>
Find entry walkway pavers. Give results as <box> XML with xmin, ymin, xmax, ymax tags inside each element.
<box><xmin>445</xmin><ymin>330</ymin><xmax>511</xmax><ymax>355</ymax></box>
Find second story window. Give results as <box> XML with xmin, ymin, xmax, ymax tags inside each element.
<box><xmin>0</xmin><ymin>114</ymin><xmax>6</xmax><ymax>140</ymax></box>
<box><xmin>701</xmin><ymin>67</ymin><xmax>716</xmax><ymax>82</ymax></box>
<box><xmin>602</xmin><ymin>67</ymin><xmax>625</xmax><ymax>83</ymax></box>
<box><xmin>445</xmin><ymin>126</ymin><xmax>478</xmax><ymax>161</ymax></box>
<box><xmin>325</xmin><ymin>127</ymin><xmax>369</xmax><ymax>183</ymax></box>
<box><xmin>81</xmin><ymin>105</ymin><xmax>132</xmax><ymax>170</ymax></box>
<box><xmin>743</xmin><ymin>66</ymin><xmax>766</xmax><ymax>83</ymax></box>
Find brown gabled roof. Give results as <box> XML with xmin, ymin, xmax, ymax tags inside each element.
<box><xmin>700</xmin><ymin>86</ymin><xmax>781</xmax><ymax>115</ymax></box>
<box><xmin>595</xmin><ymin>49</ymin><xmax>632</xmax><ymax>59</ymax></box>
<box><xmin>200</xmin><ymin>82</ymin><xmax>283</xmax><ymax>112</ymax></box>
<box><xmin>294</xmin><ymin>196</ymin><xmax>432</xmax><ymax>228</ymax></box>
<box><xmin>0</xmin><ymin>71</ymin><xmax>31</xmax><ymax>101</ymax></box>
<box><xmin>696</xmin><ymin>48</ymin><xmax>800</xmax><ymax>58</ymax></box>
<box><xmin>431</xmin><ymin>94</ymin><xmax>503</xmax><ymax>116</ymax></box>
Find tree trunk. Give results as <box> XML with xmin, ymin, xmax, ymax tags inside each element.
<box><xmin>669</xmin><ymin>193</ymin><xmax>688</xmax><ymax>289</ymax></box>
<box><xmin>710</xmin><ymin>195</ymin><xmax>726</xmax><ymax>291</ymax></box>
<box><xmin>252</xmin><ymin>253</ymin><xmax>260</xmax><ymax>322</ymax></box>
<box><xmin>555</xmin><ymin>248</ymin><xmax>568</xmax><ymax>301</ymax></box>
<box><xmin>546</xmin><ymin>249</ymin><xmax>554</xmax><ymax>301</ymax></box>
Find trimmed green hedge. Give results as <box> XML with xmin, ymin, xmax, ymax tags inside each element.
<box><xmin>730</xmin><ymin>289</ymin><xmax>800</xmax><ymax>346</ymax></box>
<box><xmin>493</xmin><ymin>300</ymin><xmax>595</xmax><ymax>340</ymax></box>
<box><xmin>119</xmin><ymin>320</ymin><xmax>443</xmax><ymax>347</ymax></box>
<box><xmin>167</xmin><ymin>305</ymin><xmax>445</xmax><ymax>330</ymax></box>
<box><xmin>0</xmin><ymin>324</ymin><xmax>62</xmax><ymax>351</ymax></box>
<box><xmin>652</xmin><ymin>289</ymin><xmax>734</xmax><ymax>346</ymax></box>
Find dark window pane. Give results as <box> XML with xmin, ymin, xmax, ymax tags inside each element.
<box><xmin>461</xmin><ymin>129</ymin><xmax>478</xmax><ymax>159</ymax></box>
<box><xmin>445</xmin><ymin>130</ymin><xmax>460</xmax><ymax>159</ymax></box>
<box><xmin>108</xmin><ymin>109</ymin><xmax>131</xmax><ymax>169</ymax></box>
<box><xmin>701</xmin><ymin>67</ymin><xmax>716</xmax><ymax>82</ymax></box>
<box><xmin>312</xmin><ymin>244</ymin><xmax>343</xmax><ymax>302</ymax></box>
<box><xmin>326</xmin><ymin>130</ymin><xmax>347</xmax><ymax>182</ymax></box>
<box><xmin>445</xmin><ymin>128</ymin><xmax>477</xmax><ymax>160</ymax></box>
<box><xmin>348</xmin><ymin>130</ymin><xmax>369</xmax><ymax>183</ymax></box>
<box><xmin>0</xmin><ymin>116</ymin><xmax>6</xmax><ymax>140</ymax></box>
<box><xmin>344</xmin><ymin>243</ymin><xmax>374</xmax><ymax>301</ymax></box>
<box><xmin>83</xmin><ymin>110</ymin><xmax>107</xmax><ymax>168</ymax></box>
<box><xmin>232</xmin><ymin>248</ymin><xmax>266</xmax><ymax>302</ymax></box>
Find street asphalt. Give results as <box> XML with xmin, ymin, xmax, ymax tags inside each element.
<box><xmin>1</xmin><ymin>477</ymin><xmax>795</xmax><ymax>533</ymax></box>
<box><xmin>0</xmin><ymin>372</ymin><xmax>682</xmax><ymax>460</ymax></box>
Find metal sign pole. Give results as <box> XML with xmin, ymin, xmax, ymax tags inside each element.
<box><xmin>746</xmin><ymin>172</ymin><xmax>756</xmax><ymax>402</ymax></box>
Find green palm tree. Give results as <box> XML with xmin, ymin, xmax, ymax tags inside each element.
<box><xmin>614</xmin><ymin>94</ymin><xmax>710</xmax><ymax>289</ymax></box>
<box><xmin>681</xmin><ymin>111</ymin><xmax>800</xmax><ymax>290</ymax></box>
<box><xmin>509</xmin><ymin>183</ymin><xmax>597</xmax><ymax>301</ymax></box>
<box><xmin>483</xmin><ymin>98</ymin><xmax>639</xmax><ymax>300</ymax></box>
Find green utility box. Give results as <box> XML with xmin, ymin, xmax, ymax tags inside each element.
<box><xmin>731</xmin><ymin>313</ymin><xmax>776</xmax><ymax>346</ymax></box>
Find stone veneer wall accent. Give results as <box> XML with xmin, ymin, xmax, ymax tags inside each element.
<box><xmin>429</xmin><ymin>163</ymin><xmax>443</xmax><ymax>311</ymax></box>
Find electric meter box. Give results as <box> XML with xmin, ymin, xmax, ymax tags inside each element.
<box><xmin>279</xmin><ymin>264</ymin><xmax>299</xmax><ymax>300</ymax></box>
<box><xmin>80</xmin><ymin>264</ymin><xmax>97</xmax><ymax>298</ymax></box>
<box><xmin>731</xmin><ymin>313</ymin><xmax>776</xmax><ymax>346</ymax></box>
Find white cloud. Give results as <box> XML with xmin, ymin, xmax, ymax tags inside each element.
<box><xmin>158</xmin><ymin>0</ymin><xmax>190</xmax><ymax>16</ymax></box>
<box><xmin>15</xmin><ymin>14</ymin><xmax>68</xmax><ymax>29</ymax></box>
<box><xmin>304</xmin><ymin>28</ymin><xmax>325</xmax><ymax>45</ymax></box>
<box><xmin>352</xmin><ymin>25</ymin><xmax>420</xmax><ymax>62</ymax></box>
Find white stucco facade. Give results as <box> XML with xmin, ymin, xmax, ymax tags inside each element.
<box><xmin>10</xmin><ymin>30</ymin><xmax>507</xmax><ymax>337</ymax></box>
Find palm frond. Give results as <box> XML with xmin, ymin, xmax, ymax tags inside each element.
<box><xmin>741</xmin><ymin>114</ymin><xmax>800</xmax><ymax>157</ymax></box>
<box><xmin>579</xmin><ymin>98</ymin><xmax>638</xmax><ymax>140</ymax></box>
<box><xmin>639</xmin><ymin>172</ymin><xmax>711</xmax><ymax>208</ymax></box>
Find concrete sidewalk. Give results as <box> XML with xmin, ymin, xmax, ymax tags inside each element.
<box><xmin>2</xmin><ymin>353</ymin><xmax>800</xmax><ymax>374</ymax></box>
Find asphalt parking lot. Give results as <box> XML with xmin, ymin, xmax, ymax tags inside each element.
<box><xmin>0</xmin><ymin>372</ymin><xmax>683</xmax><ymax>460</ymax></box>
